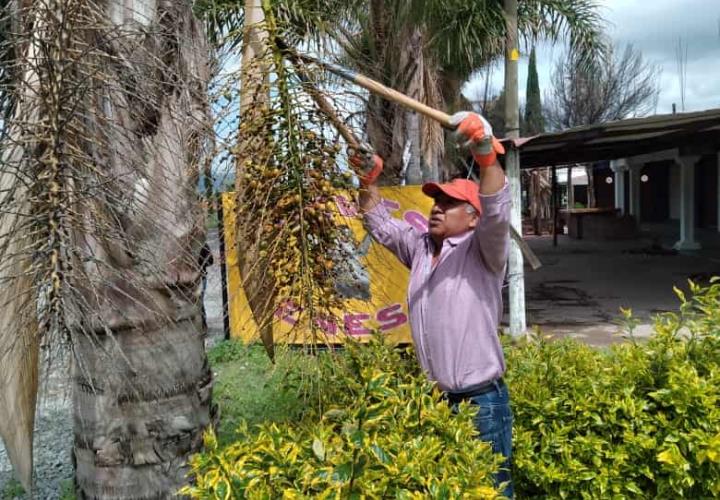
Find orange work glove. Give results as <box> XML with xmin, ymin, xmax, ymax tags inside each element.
<box><xmin>449</xmin><ymin>111</ymin><xmax>505</xmax><ymax>168</ymax></box>
<box><xmin>347</xmin><ymin>143</ymin><xmax>384</xmax><ymax>186</ymax></box>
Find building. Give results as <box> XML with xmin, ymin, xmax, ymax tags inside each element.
<box><xmin>512</xmin><ymin>108</ymin><xmax>720</xmax><ymax>250</ymax></box>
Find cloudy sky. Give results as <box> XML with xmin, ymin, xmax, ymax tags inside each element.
<box><xmin>464</xmin><ymin>0</ymin><xmax>720</xmax><ymax>114</ymax></box>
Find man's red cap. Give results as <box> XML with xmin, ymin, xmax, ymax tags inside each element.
<box><xmin>421</xmin><ymin>178</ymin><xmax>482</xmax><ymax>216</ymax></box>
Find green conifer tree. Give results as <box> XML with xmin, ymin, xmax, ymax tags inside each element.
<box><xmin>524</xmin><ymin>46</ymin><xmax>544</xmax><ymax>135</ymax></box>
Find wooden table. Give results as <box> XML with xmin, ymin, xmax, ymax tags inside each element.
<box><xmin>559</xmin><ymin>208</ymin><xmax>619</xmax><ymax>240</ymax></box>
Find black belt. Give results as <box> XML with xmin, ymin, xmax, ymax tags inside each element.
<box><xmin>445</xmin><ymin>378</ymin><xmax>504</xmax><ymax>404</ymax></box>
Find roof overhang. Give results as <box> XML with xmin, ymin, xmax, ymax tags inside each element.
<box><xmin>502</xmin><ymin>108</ymin><xmax>720</xmax><ymax>169</ymax></box>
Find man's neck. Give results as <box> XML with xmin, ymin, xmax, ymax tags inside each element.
<box><xmin>431</xmin><ymin>235</ymin><xmax>443</xmax><ymax>257</ymax></box>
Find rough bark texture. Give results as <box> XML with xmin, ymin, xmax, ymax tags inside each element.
<box><xmin>2</xmin><ymin>1</ymin><xmax>212</xmax><ymax>496</ymax></box>
<box><xmin>67</xmin><ymin>1</ymin><xmax>214</xmax><ymax>498</ymax></box>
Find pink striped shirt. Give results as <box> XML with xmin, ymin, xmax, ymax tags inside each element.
<box><xmin>364</xmin><ymin>182</ymin><xmax>510</xmax><ymax>392</ymax></box>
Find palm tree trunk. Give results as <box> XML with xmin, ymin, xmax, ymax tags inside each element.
<box><xmin>404</xmin><ymin>109</ymin><xmax>422</xmax><ymax>184</ymax></box>
<box><xmin>1</xmin><ymin>1</ymin><xmax>213</xmax><ymax>496</ymax></box>
<box><xmin>365</xmin><ymin>23</ymin><xmax>443</xmax><ymax>184</ymax></box>
<box><xmin>65</xmin><ymin>2</ymin><xmax>214</xmax><ymax>497</ymax></box>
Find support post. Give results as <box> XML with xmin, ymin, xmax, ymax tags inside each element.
<box><xmin>567</xmin><ymin>165</ymin><xmax>574</xmax><ymax>209</ymax></box>
<box><xmin>552</xmin><ymin>165</ymin><xmax>558</xmax><ymax>247</ymax></box>
<box><xmin>503</xmin><ymin>0</ymin><xmax>526</xmax><ymax>337</ymax></box>
<box><xmin>610</xmin><ymin>159</ymin><xmax>628</xmax><ymax>215</ymax></box>
<box><xmin>717</xmin><ymin>152</ymin><xmax>720</xmax><ymax>233</ymax></box>
<box><xmin>674</xmin><ymin>154</ymin><xmax>701</xmax><ymax>250</ymax></box>
<box><xmin>216</xmin><ymin>194</ymin><xmax>232</xmax><ymax>340</ymax></box>
<box><xmin>628</xmin><ymin>163</ymin><xmax>641</xmax><ymax>222</ymax></box>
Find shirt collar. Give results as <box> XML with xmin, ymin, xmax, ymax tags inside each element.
<box><xmin>446</xmin><ymin>230</ymin><xmax>473</xmax><ymax>247</ymax></box>
<box><xmin>426</xmin><ymin>230</ymin><xmax>473</xmax><ymax>251</ymax></box>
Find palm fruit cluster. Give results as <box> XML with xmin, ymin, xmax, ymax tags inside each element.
<box><xmin>218</xmin><ymin>50</ymin><xmax>358</xmax><ymax>344</ymax></box>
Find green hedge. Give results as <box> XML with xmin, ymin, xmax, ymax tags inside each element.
<box><xmin>509</xmin><ymin>281</ymin><xmax>720</xmax><ymax>498</ymax></box>
<box><xmin>183</xmin><ymin>339</ymin><xmax>503</xmax><ymax>498</ymax></box>
<box><xmin>186</xmin><ymin>280</ymin><xmax>720</xmax><ymax>498</ymax></box>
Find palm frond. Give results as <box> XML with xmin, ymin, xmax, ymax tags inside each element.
<box><xmin>519</xmin><ymin>0</ymin><xmax>608</xmax><ymax>64</ymax></box>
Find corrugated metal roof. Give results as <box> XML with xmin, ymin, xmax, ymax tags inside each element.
<box><xmin>503</xmin><ymin>108</ymin><xmax>720</xmax><ymax>168</ymax></box>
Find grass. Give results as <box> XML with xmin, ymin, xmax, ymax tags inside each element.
<box><xmin>0</xmin><ymin>479</ymin><xmax>24</xmax><ymax>500</ymax></box>
<box><xmin>58</xmin><ymin>480</ymin><xmax>76</xmax><ymax>500</ymax></box>
<box><xmin>208</xmin><ymin>341</ymin><xmax>310</xmax><ymax>446</ymax></box>
<box><xmin>205</xmin><ymin>212</ymin><xmax>219</xmax><ymax>231</ymax></box>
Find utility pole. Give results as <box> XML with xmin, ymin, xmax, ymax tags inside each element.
<box><xmin>503</xmin><ymin>0</ymin><xmax>527</xmax><ymax>337</ymax></box>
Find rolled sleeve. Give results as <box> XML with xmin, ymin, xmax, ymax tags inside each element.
<box><xmin>363</xmin><ymin>202</ymin><xmax>422</xmax><ymax>269</ymax></box>
<box><xmin>473</xmin><ymin>181</ymin><xmax>511</xmax><ymax>274</ymax></box>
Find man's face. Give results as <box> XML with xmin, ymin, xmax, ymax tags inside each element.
<box><xmin>428</xmin><ymin>193</ymin><xmax>478</xmax><ymax>242</ymax></box>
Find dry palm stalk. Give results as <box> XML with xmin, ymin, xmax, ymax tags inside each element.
<box><xmin>213</xmin><ymin>3</ymin><xmax>361</xmax><ymax>357</ymax></box>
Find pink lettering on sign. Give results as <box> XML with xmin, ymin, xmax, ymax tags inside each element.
<box><xmin>334</xmin><ymin>195</ymin><xmax>358</xmax><ymax>217</ymax></box>
<box><xmin>344</xmin><ymin>313</ymin><xmax>371</xmax><ymax>336</ymax></box>
<box><xmin>382</xmin><ymin>199</ymin><xmax>401</xmax><ymax>211</ymax></box>
<box><xmin>275</xmin><ymin>301</ymin><xmax>300</xmax><ymax>326</ymax></box>
<box><xmin>315</xmin><ymin>316</ymin><xmax>338</xmax><ymax>335</ymax></box>
<box><xmin>274</xmin><ymin>302</ymin><xmax>408</xmax><ymax>335</ymax></box>
<box><xmin>403</xmin><ymin>210</ymin><xmax>428</xmax><ymax>233</ymax></box>
<box><xmin>377</xmin><ymin>304</ymin><xmax>408</xmax><ymax>331</ymax></box>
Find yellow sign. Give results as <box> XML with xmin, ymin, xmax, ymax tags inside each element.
<box><xmin>222</xmin><ymin>186</ymin><xmax>434</xmax><ymax>344</ymax></box>
<box><xmin>510</xmin><ymin>48</ymin><xmax>520</xmax><ymax>61</ymax></box>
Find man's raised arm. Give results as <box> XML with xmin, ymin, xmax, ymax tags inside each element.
<box><xmin>351</xmin><ymin>147</ymin><xmax>421</xmax><ymax>268</ymax></box>
<box><xmin>449</xmin><ymin>112</ymin><xmax>510</xmax><ymax>274</ymax></box>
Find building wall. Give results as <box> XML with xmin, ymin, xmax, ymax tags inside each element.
<box><xmin>593</xmin><ymin>164</ymin><xmax>615</xmax><ymax>208</ymax></box>
<box><xmin>640</xmin><ymin>161</ymin><xmax>671</xmax><ymax>222</ymax></box>
<box><xmin>697</xmin><ymin>154</ymin><xmax>719</xmax><ymax>228</ymax></box>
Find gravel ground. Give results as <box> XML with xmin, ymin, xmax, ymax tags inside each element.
<box><xmin>0</xmin><ymin>230</ymin><xmax>225</xmax><ymax>498</ymax></box>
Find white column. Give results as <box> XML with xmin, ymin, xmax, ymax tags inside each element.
<box><xmin>506</xmin><ymin>147</ymin><xmax>526</xmax><ymax>336</ymax></box>
<box><xmin>628</xmin><ymin>163</ymin><xmax>642</xmax><ymax>222</ymax></box>
<box><xmin>674</xmin><ymin>155</ymin><xmax>701</xmax><ymax>250</ymax></box>
<box><xmin>503</xmin><ymin>0</ymin><xmax>526</xmax><ymax>337</ymax></box>
<box><xmin>610</xmin><ymin>159</ymin><xmax>628</xmax><ymax>215</ymax></box>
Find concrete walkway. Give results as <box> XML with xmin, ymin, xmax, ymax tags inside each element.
<box><xmin>507</xmin><ymin>229</ymin><xmax>720</xmax><ymax>346</ymax></box>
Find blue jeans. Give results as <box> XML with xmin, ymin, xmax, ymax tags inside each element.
<box><xmin>450</xmin><ymin>382</ymin><xmax>514</xmax><ymax>498</ymax></box>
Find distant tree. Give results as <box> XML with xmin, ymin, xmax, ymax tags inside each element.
<box><xmin>523</xmin><ymin>46</ymin><xmax>544</xmax><ymax>136</ymax></box>
<box><xmin>523</xmin><ymin>46</ymin><xmax>551</xmax><ymax>233</ymax></box>
<box><xmin>545</xmin><ymin>43</ymin><xmax>659</xmax><ymax>206</ymax></box>
<box><xmin>545</xmin><ymin>43</ymin><xmax>659</xmax><ymax>129</ymax></box>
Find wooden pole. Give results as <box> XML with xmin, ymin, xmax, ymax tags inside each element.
<box><xmin>216</xmin><ymin>193</ymin><xmax>232</xmax><ymax>340</ymax></box>
<box><xmin>552</xmin><ymin>165</ymin><xmax>558</xmax><ymax>247</ymax></box>
<box><xmin>504</xmin><ymin>0</ymin><xmax>526</xmax><ymax>336</ymax></box>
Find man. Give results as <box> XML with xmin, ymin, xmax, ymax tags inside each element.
<box><xmin>351</xmin><ymin>111</ymin><xmax>513</xmax><ymax>497</ymax></box>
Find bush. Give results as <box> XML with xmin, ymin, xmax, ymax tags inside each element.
<box><xmin>508</xmin><ymin>280</ymin><xmax>720</xmax><ymax>498</ymax></box>
<box><xmin>183</xmin><ymin>338</ymin><xmax>503</xmax><ymax>498</ymax></box>
<box><xmin>188</xmin><ymin>281</ymin><xmax>720</xmax><ymax>498</ymax></box>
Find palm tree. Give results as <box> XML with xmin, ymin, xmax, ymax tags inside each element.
<box><xmin>201</xmin><ymin>0</ymin><xmax>605</xmax><ymax>183</ymax></box>
<box><xmin>0</xmin><ymin>0</ymin><xmax>214</xmax><ymax>496</ymax></box>
<box><xmin>340</xmin><ymin>0</ymin><xmax>607</xmax><ymax>181</ymax></box>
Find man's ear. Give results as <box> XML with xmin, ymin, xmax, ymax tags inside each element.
<box><xmin>468</xmin><ymin>212</ymin><xmax>479</xmax><ymax>229</ymax></box>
